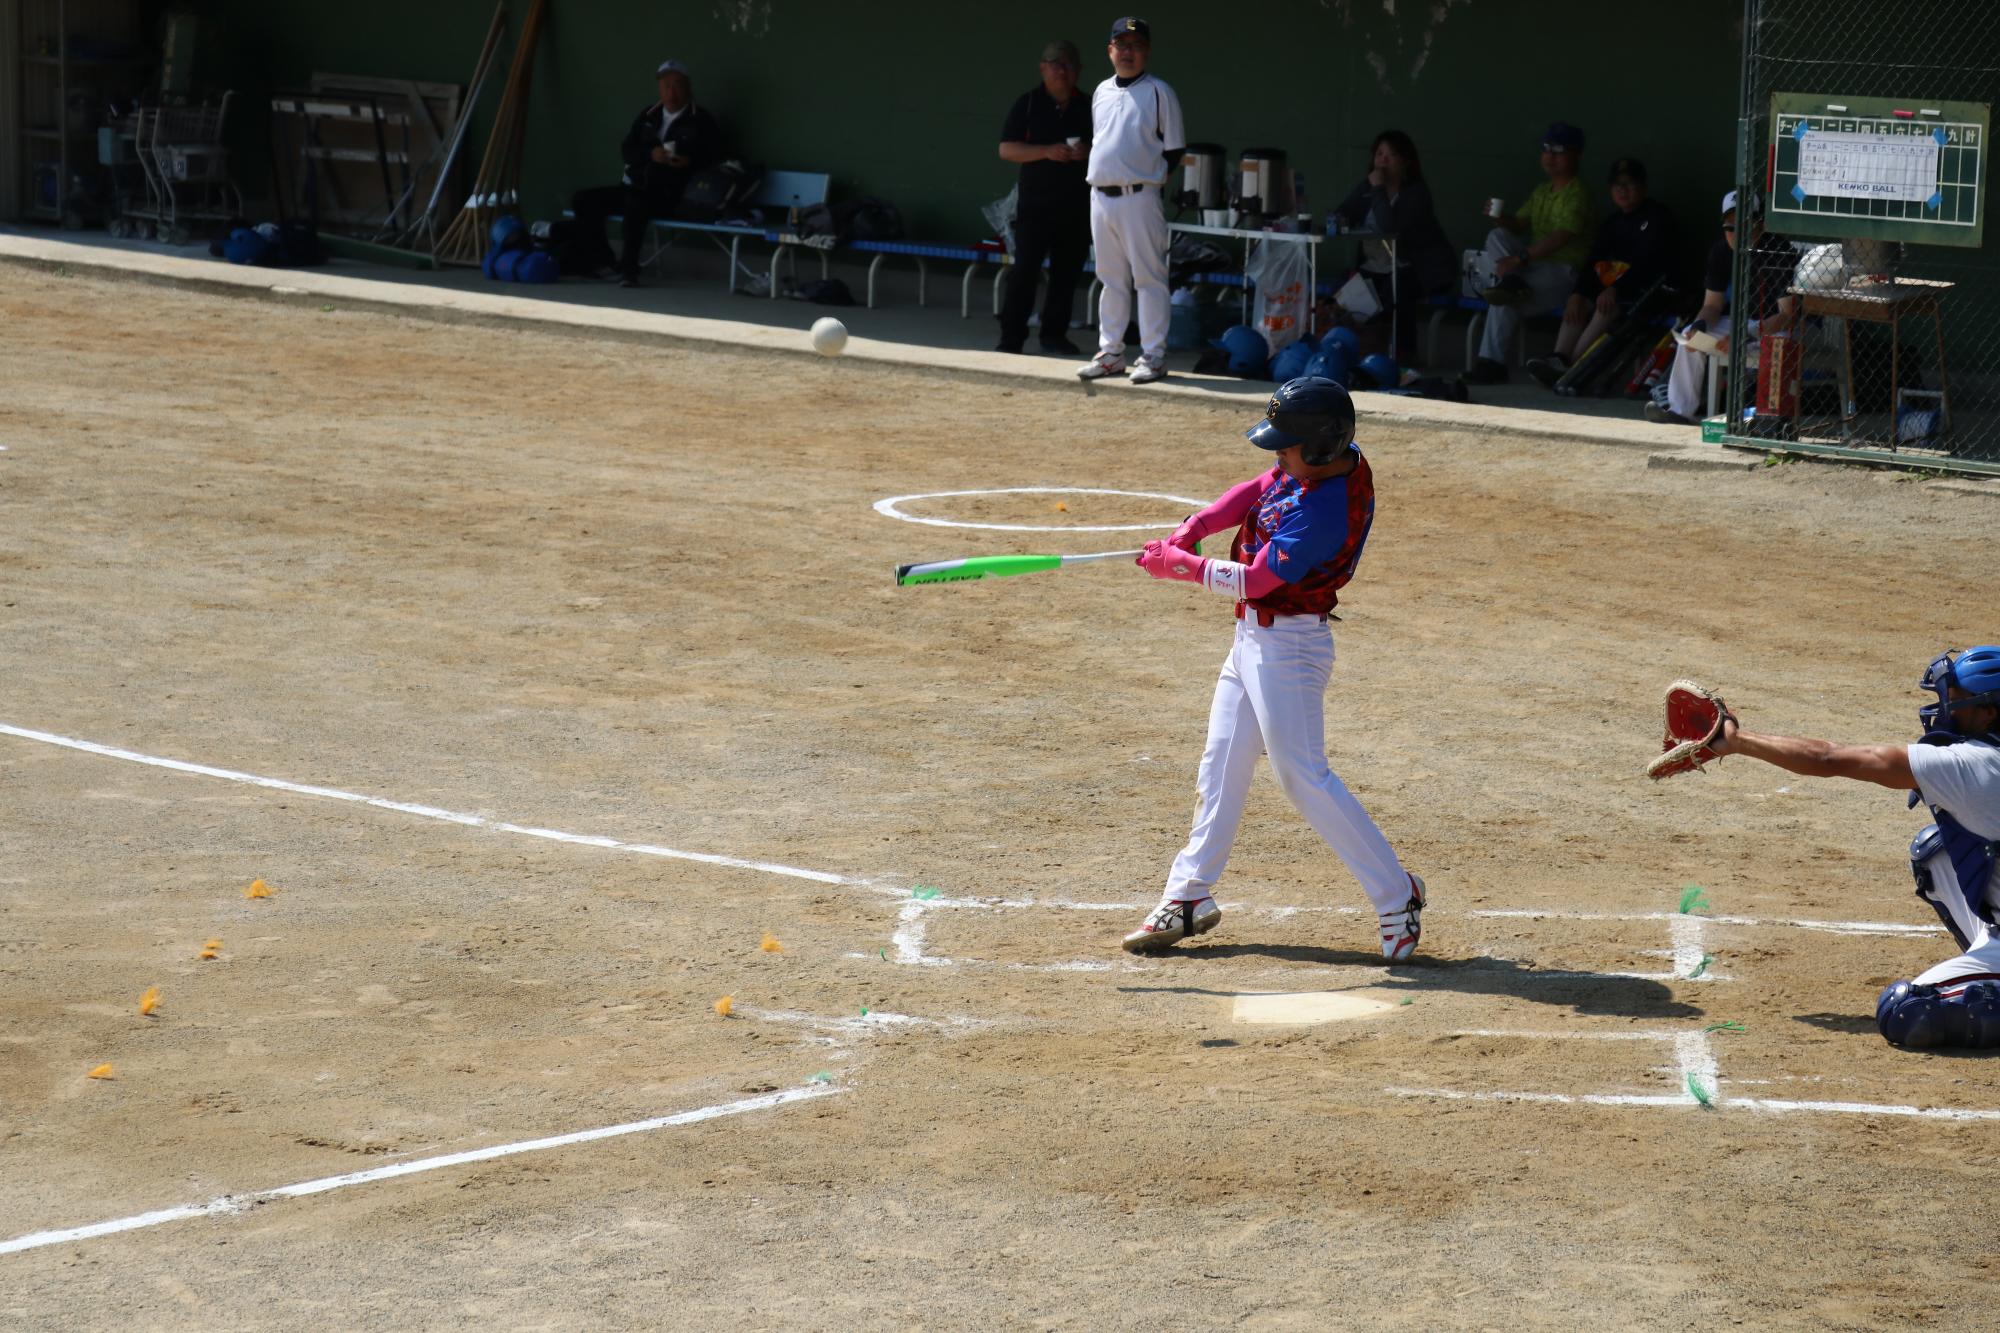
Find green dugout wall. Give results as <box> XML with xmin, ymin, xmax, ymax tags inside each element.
<box><xmin>184</xmin><ymin>0</ymin><xmax>1745</xmax><ymax>278</ymax></box>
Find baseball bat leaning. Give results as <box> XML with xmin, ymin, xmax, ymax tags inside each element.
<box><xmin>894</xmin><ymin>549</ymin><xmax>1144</xmax><ymax>586</ymax></box>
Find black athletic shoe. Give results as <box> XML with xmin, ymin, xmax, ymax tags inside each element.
<box><xmin>1463</xmin><ymin>357</ymin><xmax>1509</xmax><ymax>385</ymax></box>
<box><xmin>618</xmin><ymin>270</ymin><xmax>641</xmax><ymax>289</ymax></box>
<box><xmin>996</xmin><ymin>340</ymin><xmax>1026</xmax><ymax>354</ymax></box>
<box><xmin>1644</xmin><ymin>401</ymin><xmax>1696</xmax><ymax>426</ymax></box>
<box><xmin>1038</xmin><ymin>336</ymin><xmax>1081</xmax><ymax>355</ymax></box>
<box><xmin>1526</xmin><ymin>355</ymin><xmax>1568</xmax><ymax>389</ymax></box>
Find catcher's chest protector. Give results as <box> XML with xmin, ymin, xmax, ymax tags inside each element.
<box><xmin>1911</xmin><ymin>811</ymin><xmax>2000</xmax><ymax>943</ymax></box>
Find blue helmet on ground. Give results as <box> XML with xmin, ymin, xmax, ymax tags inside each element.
<box><xmin>1319</xmin><ymin>325</ymin><xmax>1361</xmax><ymax>359</ymax></box>
<box><xmin>494</xmin><ymin>247</ymin><xmax>532</xmax><ymax>281</ymax></box>
<box><xmin>489</xmin><ymin>215</ymin><xmax>527</xmax><ymax>253</ymax></box>
<box><xmin>1303</xmin><ymin>346</ymin><xmax>1352</xmax><ymax>387</ymax></box>
<box><xmin>1245</xmin><ymin>376</ymin><xmax>1357</xmax><ymax>466</ymax></box>
<box><xmin>222</xmin><ymin>227</ymin><xmax>269</xmax><ymax>266</ymax></box>
<box><xmin>1269</xmin><ymin>338</ymin><xmax>1316</xmax><ymax>384</ymax></box>
<box><xmin>1211</xmin><ymin>324</ymin><xmax>1270</xmax><ymax>378</ymax></box>
<box><xmin>1354</xmin><ymin>352</ymin><xmax>1400</xmax><ymax>390</ymax></box>
<box><xmin>1919</xmin><ymin>646</ymin><xmax>2000</xmax><ymax>740</ymax></box>
<box><xmin>515</xmin><ymin>250</ymin><xmax>560</xmax><ymax>284</ymax></box>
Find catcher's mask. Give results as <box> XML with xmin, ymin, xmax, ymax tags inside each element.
<box><xmin>1918</xmin><ymin>646</ymin><xmax>2000</xmax><ymax>741</ymax></box>
<box><xmin>1246</xmin><ymin>376</ymin><xmax>1357</xmax><ymax>468</ymax></box>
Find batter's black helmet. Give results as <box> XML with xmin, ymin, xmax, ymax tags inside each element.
<box><xmin>1245</xmin><ymin>376</ymin><xmax>1357</xmax><ymax>467</ymax></box>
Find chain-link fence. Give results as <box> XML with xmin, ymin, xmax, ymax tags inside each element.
<box><xmin>1726</xmin><ymin>0</ymin><xmax>2000</xmax><ymax>474</ymax></box>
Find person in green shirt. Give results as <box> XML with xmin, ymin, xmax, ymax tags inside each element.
<box><xmin>1464</xmin><ymin>121</ymin><xmax>1595</xmax><ymax>384</ymax></box>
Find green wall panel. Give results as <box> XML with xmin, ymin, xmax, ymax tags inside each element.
<box><xmin>191</xmin><ymin>0</ymin><xmax>1743</xmax><ymax>279</ymax></box>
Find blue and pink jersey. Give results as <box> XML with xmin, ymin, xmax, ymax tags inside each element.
<box><xmin>1229</xmin><ymin>450</ymin><xmax>1376</xmax><ymax>617</ymax></box>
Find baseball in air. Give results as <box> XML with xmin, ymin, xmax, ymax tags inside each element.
<box><xmin>810</xmin><ymin>317</ymin><xmax>848</xmax><ymax>357</ymax></box>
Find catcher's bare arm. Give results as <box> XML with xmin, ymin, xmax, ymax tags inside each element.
<box><xmin>1713</xmin><ymin>720</ymin><xmax>1915</xmax><ymax>791</ymax></box>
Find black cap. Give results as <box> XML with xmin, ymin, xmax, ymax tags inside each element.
<box><xmin>1109</xmin><ymin>16</ymin><xmax>1150</xmax><ymax>41</ymax></box>
<box><xmin>1607</xmin><ymin>156</ymin><xmax>1647</xmax><ymax>185</ymax></box>
<box><xmin>1541</xmin><ymin>121</ymin><xmax>1584</xmax><ymax>152</ymax></box>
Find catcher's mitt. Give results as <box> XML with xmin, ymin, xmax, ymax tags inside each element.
<box><xmin>1647</xmin><ymin>679</ymin><xmax>1735</xmax><ymax>780</ymax></box>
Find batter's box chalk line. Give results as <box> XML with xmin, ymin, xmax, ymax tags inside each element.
<box><xmin>1395</xmin><ymin>1016</ymin><xmax>2000</xmax><ymax>1123</ymax></box>
<box><xmin>13</xmin><ymin>722</ymin><xmax>1975</xmax><ymax>1115</ymax></box>
<box><xmin>0</xmin><ymin>1085</ymin><xmax>841</xmax><ymax>1259</ymax></box>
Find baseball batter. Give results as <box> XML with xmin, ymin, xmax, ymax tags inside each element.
<box><xmin>1125</xmin><ymin>376</ymin><xmax>1425</xmax><ymax>959</ymax></box>
<box><xmin>1079</xmin><ymin>16</ymin><xmax>1184</xmax><ymax>385</ymax></box>
<box><xmin>1692</xmin><ymin>647</ymin><xmax>2000</xmax><ymax>1049</ymax></box>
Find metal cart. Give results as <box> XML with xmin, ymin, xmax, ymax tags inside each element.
<box><xmin>122</xmin><ymin>92</ymin><xmax>241</xmax><ymax>243</ymax></box>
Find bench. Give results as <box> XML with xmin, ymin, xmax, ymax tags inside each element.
<box><xmin>563</xmin><ymin>169</ymin><xmax>832</xmax><ymax>294</ymax></box>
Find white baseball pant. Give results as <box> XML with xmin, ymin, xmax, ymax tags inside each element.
<box><xmin>1476</xmin><ymin>226</ymin><xmax>1574</xmax><ymax>366</ymax></box>
<box><xmin>1665</xmin><ymin>313</ymin><xmax>1759</xmax><ymax>420</ymax></box>
<box><xmin>1914</xmin><ymin>849</ymin><xmax>2000</xmax><ymax>991</ymax></box>
<box><xmin>1165</xmin><ymin>615</ymin><xmax>1410</xmax><ymax>914</ymax></box>
<box><xmin>1090</xmin><ymin>186</ymin><xmax>1170</xmax><ymax>364</ymax></box>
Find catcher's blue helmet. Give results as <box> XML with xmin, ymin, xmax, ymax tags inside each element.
<box><xmin>1919</xmin><ymin>646</ymin><xmax>2000</xmax><ymax>739</ymax></box>
<box><xmin>1246</xmin><ymin>376</ymin><xmax>1357</xmax><ymax>466</ymax></box>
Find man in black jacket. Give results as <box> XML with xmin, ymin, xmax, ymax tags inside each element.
<box><xmin>1527</xmin><ymin>157</ymin><xmax>1677</xmax><ymax>387</ymax></box>
<box><xmin>996</xmin><ymin>40</ymin><xmax>1091</xmax><ymax>354</ymax></box>
<box><xmin>570</xmin><ymin>60</ymin><xmax>726</xmax><ymax>287</ymax></box>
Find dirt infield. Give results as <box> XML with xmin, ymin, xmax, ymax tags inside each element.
<box><xmin>3</xmin><ymin>265</ymin><xmax>1999</xmax><ymax>1330</ymax></box>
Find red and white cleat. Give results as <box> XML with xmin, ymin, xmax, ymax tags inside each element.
<box><xmin>1122</xmin><ymin>896</ymin><xmax>1222</xmax><ymax>954</ymax></box>
<box><xmin>1379</xmin><ymin>874</ymin><xmax>1425</xmax><ymax>962</ymax></box>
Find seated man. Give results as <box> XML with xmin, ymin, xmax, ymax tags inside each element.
<box><xmin>1527</xmin><ymin>157</ymin><xmax>1676</xmax><ymax>388</ymax></box>
<box><xmin>1463</xmin><ymin>121</ymin><xmax>1594</xmax><ymax>385</ymax></box>
<box><xmin>569</xmin><ymin>59</ymin><xmax>725</xmax><ymax>288</ymax></box>
<box><xmin>1645</xmin><ymin>190</ymin><xmax>1797</xmax><ymax>425</ymax></box>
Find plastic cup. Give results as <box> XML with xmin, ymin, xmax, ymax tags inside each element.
<box><xmin>1485</xmin><ymin>197</ymin><xmax>1504</xmax><ymax>219</ymax></box>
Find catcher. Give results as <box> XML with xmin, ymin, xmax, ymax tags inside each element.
<box><xmin>1649</xmin><ymin>648</ymin><xmax>2000</xmax><ymax>1049</ymax></box>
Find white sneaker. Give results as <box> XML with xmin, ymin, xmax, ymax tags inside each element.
<box><xmin>1077</xmin><ymin>352</ymin><xmax>1127</xmax><ymax>381</ymax></box>
<box><xmin>1129</xmin><ymin>357</ymin><xmax>1167</xmax><ymax>384</ymax></box>
<box><xmin>1379</xmin><ymin>874</ymin><xmax>1425</xmax><ymax>962</ymax></box>
<box><xmin>1122</xmin><ymin>896</ymin><xmax>1222</xmax><ymax>954</ymax></box>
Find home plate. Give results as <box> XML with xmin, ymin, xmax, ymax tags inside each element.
<box><xmin>1230</xmin><ymin>991</ymin><xmax>1398</xmax><ymax>1025</ymax></box>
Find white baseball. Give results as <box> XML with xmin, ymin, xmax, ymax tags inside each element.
<box><xmin>810</xmin><ymin>317</ymin><xmax>848</xmax><ymax>358</ymax></box>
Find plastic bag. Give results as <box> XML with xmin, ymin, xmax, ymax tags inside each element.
<box><xmin>1245</xmin><ymin>236</ymin><xmax>1309</xmax><ymax>355</ymax></box>
<box><xmin>982</xmin><ymin>185</ymin><xmax>1018</xmax><ymax>256</ymax></box>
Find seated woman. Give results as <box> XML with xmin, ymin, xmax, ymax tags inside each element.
<box><xmin>1328</xmin><ymin>130</ymin><xmax>1455</xmax><ymax>367</ymax></box>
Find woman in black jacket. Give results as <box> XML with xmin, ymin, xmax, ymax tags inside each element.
<box><xmin>1330</xmin><ymin>130</ymin><xmax>1455</xmax><ymax>366</ymax></box>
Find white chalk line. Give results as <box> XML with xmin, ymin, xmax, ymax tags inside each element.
<box><xmin>1450</xmin><ymin>1029</ymin><xmax>1682</xmax><ymax>1042</ymax></box>
<box><xmin>872</xmin><ymin>486</ymin><xmax>1203</xmax><ymax>533</ymax></box>
<box><xmin>0</xmin><ymin>721</ymin><xmax>876</xmax><ymax>892</ymax></box>
<box><xmin>0</xmin><ymin>1084</ymin><xmax>839</xmax><ymax>1259</ymax></box>
<box><xmin>1473</xmin><ymin>908</ymin><xmax>1941</xmax><ymax>937</ymax></box>
<box><xmin>1389</xmin><ymin>1085</ymin><xmax>2000</xmax><ymax>1122</ymax></box>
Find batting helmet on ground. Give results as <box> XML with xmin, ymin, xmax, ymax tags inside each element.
<box><xmin>1245</xmin><ymin>376</ymin><xmax>1357</xmax><ymax>466</ymax></box>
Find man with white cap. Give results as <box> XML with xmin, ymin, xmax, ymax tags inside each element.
<box><xmin>1645</xmin><ymin>189</ymin><xmax>1798</xmax><ymax>425</ymax></box>
<box><xmin>1079</xmin><ymin>16</ymin><xmax>1185</xmax><ymax>384</ymax></box>
<box><xmin>569</xmin><ymin>59</ymin><xmax>726</xmax><ymax>287</ymax></box>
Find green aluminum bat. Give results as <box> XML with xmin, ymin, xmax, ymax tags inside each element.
<box><xmin>894</xmin><ymin>548</ymin><xmax>1149</xmax><ymax>586</ymax></box>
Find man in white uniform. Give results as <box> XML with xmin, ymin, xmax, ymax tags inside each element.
<box><xmin>1707</xmin><ymin>646</ymin><xmax>2000</xmax><ymax>1048</ymax></box>
<box><xmin>1079</xmin><ymin>17</ymin><xmax>1184</xmax><ymax>385</ymax></box>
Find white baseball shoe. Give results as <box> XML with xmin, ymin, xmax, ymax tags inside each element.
<box><xmin>1129</xmin><ymin>356</ymin><xmax>1168</xmax><ymax>384</ymax></box>
<box><xmin>1122</xmin><ymin>896</ymin><xmax>1222</xmax><ymax>954</ymax></box>
<box><xmin>1077</xmin><ymin>352</ymin><xmax>1127</xmax><ymax>380</ymax></box>
<box><xmin>1378</xmin><ymin>874</ymin><xmax>1426</xmax><ymax>962</ymax></box>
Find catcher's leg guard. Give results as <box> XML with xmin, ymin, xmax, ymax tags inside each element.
<box><xmin>1912</xmin><ymin>824</ymin><xmax>1982</xmax><ymax>952</ymax></box>
<box><xmin>1876</xmin><ymin>979</ymin><xmax>2000</xmax><ymax>1049</ymax></box>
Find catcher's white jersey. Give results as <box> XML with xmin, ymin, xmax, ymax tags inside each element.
<box><xmin>1908</xmin><ymin>738</ymin><xmax>2000</xmax><ymax>840</ymax></box>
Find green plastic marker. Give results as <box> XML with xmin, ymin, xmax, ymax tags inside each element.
<box><xmin>895</xmin><ymin>549</ymin><xmax>1143</xmax><ymax>586</ymax></box>
<box><xmin>1686</xmin><ymin>1072</ymin><xmax>1714</xmax><ymax>1107</ymax></box>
